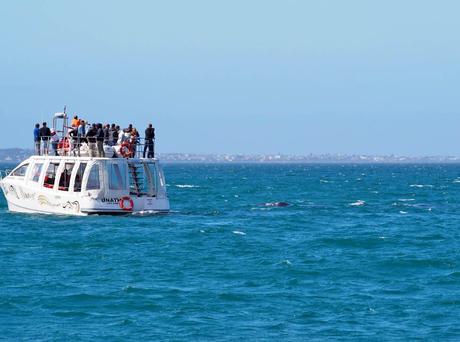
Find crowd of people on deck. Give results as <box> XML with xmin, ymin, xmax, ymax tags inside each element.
<box><xmin>33</xmin><ymin>115</ymin><xmax>156</xmax><ymax>158</ymax></box>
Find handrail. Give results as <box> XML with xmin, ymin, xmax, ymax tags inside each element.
<box><xmin>33</xmin><ymin>136</ymin><xmax>156</xmax><ymax>159</ymax></box>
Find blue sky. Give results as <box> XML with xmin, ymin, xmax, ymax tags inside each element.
<box><xmin>1</xmin><ymin>0</ymin><xmax>459</xmax><ymax>155</ymax></box>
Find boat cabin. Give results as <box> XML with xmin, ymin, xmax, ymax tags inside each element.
<box><xmin>7</xmin><ymin>156</ymin><xmax>167</xmax><ymax>199</ymax></box>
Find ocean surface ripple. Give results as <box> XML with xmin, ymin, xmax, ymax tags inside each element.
<box><xmin>1</xmin><ymin>163</ymin><xmax>460</xmax><ymax>340</ymax></box>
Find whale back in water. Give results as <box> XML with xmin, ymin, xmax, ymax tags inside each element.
<box><xmin>263</xmin><ymin>202</ymin><xmax>289</xmax><ymax>207</ymax></box>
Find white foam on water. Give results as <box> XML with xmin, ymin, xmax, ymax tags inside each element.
<box><xmin>233</xmin><ymin>230</ymin><xmax>246</xmax><ymax>235</ymax></box>
<box><xmin>399</xmin><ymin>211</ymin><xmax>408</xmax><ymax>214</ymax></box>
<box><xmin>398</xmin><ymin>198</ymin><xmax>415</xmax><ymax>202</ymax></box>
<box><xmin>350</xmin><ymin>200</ymin><xmax>365</xmax><ymax>206</ymax></box>
<box><xmin>410</xmin><ymin>184</ymin><xmax>433</xmax><ymax>188</ymax></box>
<box><xmin>453</xmin><ymin>179</ymin><xmax>460</xmax><ymax>183</ymax></box>
<box><xmin>132</xmin><ymin>210</ymin><xmax>161</xmax><ymax>216</ymax></box>
<box><xmin>176</xmin><ymin>184</ymin><xmax>200</xmax><ymax>188</ymax></box>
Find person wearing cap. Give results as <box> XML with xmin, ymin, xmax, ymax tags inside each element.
<box><xmin>50</xmin><ymin>128</ymin><xmax>59</xmax><ymax>156</ymax></box>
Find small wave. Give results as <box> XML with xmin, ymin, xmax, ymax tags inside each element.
<box><xmin>399</xmin><ymin>211</ymin><xmax>408</xmax><ymax>214</ymax></box>
<box><xmin>398</xmin><ymin>198</ymin><xmax>415</xmax><ymax>202</ymax></box>
<box><xmin>175</xmin><ymin>184</ymin><xmax>200</xmax><ymax>188</ymax></box>
<box><xmin>410</xmin><ymin>184</ymin><xmax>433</xmax><ymax>188</ymax></box>
<box><xmin>453</xmin><ymin>179</ymin><xmax>460</xmax><ymax>184</ymax></box>
<box><xmin>349</xmin><ymin>200</ymin><xmax>365</xmax><ymax>206</ymax></box>
<box><xmin>233</xmin><ymin>230</ymin><xmax>246</xmax><ymax>235</ymax></box>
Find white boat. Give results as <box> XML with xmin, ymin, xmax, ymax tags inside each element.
<box><xmin>0</xmin><ymin>111</ymin><xmax>169</xmax><ymax>215</ymax></box>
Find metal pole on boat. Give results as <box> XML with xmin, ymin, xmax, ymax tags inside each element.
<box><xmin>63</xmin><ymin>105</ymin><xmax>67</xmax><ymax>139</ymax></box>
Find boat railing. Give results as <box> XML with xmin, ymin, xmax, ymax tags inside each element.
<box><xmin>33</xmin><ymin>136</ymin><xmax>156</xmax><ymax>159</ymax></box>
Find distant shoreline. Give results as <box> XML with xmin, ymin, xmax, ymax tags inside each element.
<box><xmin>0</xmin><ymin>148</ymin><xmax>459</xmax><ymax>164</ymax></box>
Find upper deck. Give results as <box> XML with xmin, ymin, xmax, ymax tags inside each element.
<box><xmin>34</xmin><ymin>109</ymin><xmax>156</xmax><ymax>160</ymax></box>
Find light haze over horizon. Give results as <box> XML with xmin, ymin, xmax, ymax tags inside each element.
<box><xmin>1</xmin><ymin>1</ymin><xmax>459</xmax><ymax>155</ymax></box>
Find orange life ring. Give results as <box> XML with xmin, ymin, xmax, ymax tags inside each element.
<box><xmin>120</xmin><ymin>141</ymin><xmax>132</xmax><ymax>158</ymax></box>
<box><xmin>119</xmin><ymin>196</ymin><xmax>134</xmax><ymax>211</ymax></box>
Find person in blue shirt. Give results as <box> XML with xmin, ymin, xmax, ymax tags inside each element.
<box><xmin>33</xmin><ymin>123</ymin><xmax>40</xmax><ymax>155</ymax></box>
<box><xmin>76</xmin><ymin>120</ymin><xmax>86</xmax><ymax>157</ymax></box>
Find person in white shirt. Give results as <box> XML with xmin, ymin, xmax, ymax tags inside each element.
<box><xmin>50</xmin><ymin>128</ymin><xmax>60</xmax><ymax>156</ymax></box>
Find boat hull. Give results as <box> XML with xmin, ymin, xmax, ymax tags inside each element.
<box><xmin>1</xmin><ymin>180</ymin><xmax>169</xmax><ymax>216</ymax></box>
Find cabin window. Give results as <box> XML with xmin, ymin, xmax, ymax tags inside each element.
<box><xmin>109</xmin><ymin>163</ymin><xmax>127</xmax><ymax>190</ymax></box>
<box><xmin>58</xmin><ymin>163</ymin><xmax>74</xmax><ymax>191</ymax></box>
<box><xmin>30</xmin><ymin>163</ymin><xmax>43</xmax><ymax>183</ymax></box>
<box><xmin>74</xmin><ymin>163</ymin><xmax>87</xmax><ymax>192</ymax></box>
<box><xmin>86</xmin><ymin>164</ymin><xmax>100</xmax><ymax>190</ymax></box>
<box><xmin>146</xmin><ymin>163</ymin><xmax>158</xmax><ymax>195</ymax></box>
<box><xmin>43</xmin><ymin>162</ymin><xmax>60</xmax><ymax>189</ymax></box>
<box><xmin>11</xmin><ymin>164</ymin><xmax>29</xmax><ymax>177</ymax></box>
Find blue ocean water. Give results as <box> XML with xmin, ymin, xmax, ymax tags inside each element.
<box><xmin>1</xmin><ymin>163</ymin><xmax>460</xmax><ymax>340</ymax></box>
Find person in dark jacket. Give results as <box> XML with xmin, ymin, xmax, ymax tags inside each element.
<box><xmin>109</xmin><ymin>124</ymin><xmax>118</xmax><ymax>146</ymax></box>
<box><xmin>86</xmin><ymin>123</ymin><xmax>97</xmax><ymax>158</ymax></box>
<box><xmin>96</xmin><ymin>123</ymin><xmax>105</xmax><ymax>157</ymax></box>
<box><xmin>69</xmin><ymin>127</ymin><xmax>78</xmax><ymax>156</ymax></box>
<box><xmin>112</xmin><ymin>124</ymin><xmax>120</xmax><ymax>145</ymax></box>
<box><xmin>34</xmin><ymin>123</ymin><xmax>41</xmax><ymax>155</ymax></box>
<box><xmin>143</xmin><ymin>123</ymin><xmax>155</xmax><ymax>158</ymax></box>
<box><xmin>103</xmin><ymin>124</ymin><xmax>110</xmax><ymax>145</ymax></box>
<box><xmin>39</xmin><ymin>122</ymin><xmax>51</xmax><ymax>155</ymax></box>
